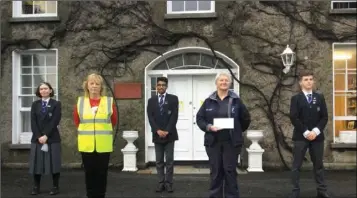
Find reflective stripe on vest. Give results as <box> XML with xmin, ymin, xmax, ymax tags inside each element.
<box><xmin>77</xmin><ymin>96</ymin><xmax>113</xmax><ymax>153</ymax></box>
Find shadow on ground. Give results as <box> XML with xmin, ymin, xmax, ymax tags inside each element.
<box><xmin>1</xmin><ymin>169</ymin><xmax>356</xmax><ymax>198</ymax></box>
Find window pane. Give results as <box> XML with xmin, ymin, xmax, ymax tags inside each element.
<box><xmin>201</xmin><ymin>54</ymin><xmax>216</xmax><ymax>67</ymax></box>
<box><xmin>335</xmin><ymin>120</ymin><xmax>356</xmax><ymax>138</ymax></box>
<box><xmin>21</xmin><ymin>75</ymin><xmax>32</xmax><ymax>87</ymax></box>
<box><xmin>151</xmin><ymin>77</ymin><xmax>157</xmax><ymax>90</ymax></box>
<box><xmin>33</xmin><ymin>1</ymin><xmax>46</xmax><ymax>14</ymax></box>
<box><xmin>216</xmin><ymin>59</ymin><xmax>233</xmax><ymax>69</ymax></box>
<box><xmin>347</xmin><ymin>95</ymin><xmax>356</xmax><ymax>116</ymax></box>
<box><xmin>21</xmin><ymin>96</ymin><xmax>33</xmax><ymax>107</ymax></box>
<box><xmin>21</xmin><ymin>88</ymin><xmax>33</xmax><ymax>95</ymax></box>
<box><xmin>46</xmin><ymin>74</ymin><xmax>57</xmax><ymax>88</ymax></box>
<box><xmin>21</xmin><ymin>67</ymin><xmax>32</xmax><ymax>74</ymax></box>
<box><xmin>46</xmin><ymin>1</ymin><xmax>57</xmax><ymax>13</ymax></box>
<box><xmin>185</xmin><ymin>0</ymin><xmax>198</xmax><ymax>11</ymax></box>
<box><xmin>334</xmin><ymin>94</ymin><xmax>347</xmax><ymax>116</ymax></box>
<box><xmin>33</xmin><ymin>54</ymin><xmax>45</xmax><ymax>66</ymax></box>
<box><xmin>183</xmin><ymin>53</ymin><xmax>200</xmax><ymax>66</ymax></box>
<box><xmin>21</xmin><ymin>111</ymin><xmax>31</xmax><ymax>133</ymax></box>
<box><xmin>198</xmin><ymin>1</ymin><xmax>211</xmax><ymax>10</ymax></box>
<box><xmin>33</xmin><ymin>75</ymin><xmax>45</xmax><ymax>86</ymax></box>
<box><xmin>334</xmin><ymin>72</ymin><xmax>345</xmax><ymax>90</ymax></box>
<box><xmin>21</xmin><ymin>55</ymin><xmax>32</xmax><ymax>66</ymax></box>
<box><xmin>153</xmin><ymin>61</ymin><xmax>168</xmax><ymax>70</ymax></box>
<box><xmin>33</xmin><ymin>67</ymin><xmax>46</xmax><ymax>74</ymax></box>
<box><xmin>334</xmin><ymin>60</ymin><xmax>345</xmax><ymax>69</ymax></box>
<box><xmin>22</xmin><ymin>1</ymin><xmax>34</xmax><ymax>14</ymax></box>
<box><xmin>167</xmin><ymin>55</ymin><xmax>183</xmax><ymax>68</ymax></box>
<box><xmin>171</xmin><ymin>1</ymin><xmax>184</xmax><ymax>11</ymax></box>
<box><xmin>46</xmin><ymin>66</ymin><xmax>57</xmax><ymax>74</ymax></box>
<box><xmin>46</xmin><ymin>54</ymin><xmax>56</xmax><ymax>66</ymax></box>
<box><xmin>347</xmin><ymin>71</ymin><xmax>357</xmax><ymax>91</ymax></box>
<box><xmin>230</xmin><ymin>82</ymin><xmax>234</xmax><ymax>89</ymax></box>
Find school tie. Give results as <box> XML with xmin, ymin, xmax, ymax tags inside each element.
<box><xmin>307</xmin><ymin>94</ymin><xmax>312</xmax><ymax>103</ymax></box>
<box><xmin>159</xmin><ymin>95</ymin><xmax>164</xmax><ymax>115</ymax></box>
<box><xmin>41</xmin><ymin>101</ymin><xmax>47</xmax><ymax>113</ymax></box>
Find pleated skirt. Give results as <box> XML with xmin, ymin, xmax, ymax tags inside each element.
<box><xmin>29</xmin><ymin>142</ymin><xmax>61</xmax><ymax>175</ymax></box>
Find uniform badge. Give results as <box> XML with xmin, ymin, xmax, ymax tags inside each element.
<box><xmin>317</xmin><ymin>107</ymin><xmax>320</xmax><ymax>112</ymax></box>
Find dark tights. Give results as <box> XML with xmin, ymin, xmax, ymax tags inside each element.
<box><xmin>34</xmin><ymin>173</ymin><xmax>60</xmax><ymax>187</ymax></box>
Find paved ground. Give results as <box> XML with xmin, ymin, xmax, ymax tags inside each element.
<box><xmin>1</xmin><ymin>168</ymin><xmax>356</xmax><ymax>198</ymax></box>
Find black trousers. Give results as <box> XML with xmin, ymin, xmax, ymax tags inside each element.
<box><xmin>291</xmin><ymin>140</ymin><xmax>327</xmax><ymax>195</ymax></box>
<box><xmin>155</xmin><ymin>141</ymin><xmax>175</xmax><ymax>184</ymax></box>
<box><xmin>206</xmin><ymin>141</ymin><xmax>241</xmax><ymax>198</ymax></box>
<box><xmin>81</xmin><ymin>152</ymin><xmax>110</xmax><ymax>198</ymax></box>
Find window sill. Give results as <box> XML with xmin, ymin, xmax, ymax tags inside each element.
<box><xmin>9</xmin><ymin>16</ymin><xmax>61</xmax><ymax>23</ymax></box>
<box><xmin>164</xmin><ymin>12</ymin><xmax>217</xmax><ymax>20</ymax></box>
<box><xmin>9</xmin><ymin>144</ymin><xmax>31</xmax><ymax>150</ymax></box>
<box><xmin>329</xmin><ymin>9</ymin><xmax>357</xmax><ymax>15</ymax></box>
<box><xmin>330</xmin><ymin>143</ymin><xmax>356</xmax><ymax>150</ymax></box>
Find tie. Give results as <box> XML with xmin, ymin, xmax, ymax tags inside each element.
<box><xmin>41</xmin><ymin>101</ymin><xmax>47</xmax><ymax>113</ymax></box>
<box><xmin>307</xmin><ymin>94</ymin><xmax>312</xmax><ymax>103</ymax></box>
<box><xmin>159</xmin><ymin>95</ymin><xmax>164</xmax><ymax>115</ymax></box>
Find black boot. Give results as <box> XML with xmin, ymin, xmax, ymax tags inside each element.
<box><xmin>31</xmin><ymin>174</ymin><xmax>41</xmax><ymax>195</ymax></box>
<box><xmin>50</xmin><ymin>173</ymin><xmax>60</xmax><ymax>195</ymax></box>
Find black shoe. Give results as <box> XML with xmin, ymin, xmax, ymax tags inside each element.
<box><xmin>155</xmin><ymin>183</ymin><xmax>165</xmax><ymax>192</ymax></box>
<box><xmin>317</xmin><ymin>191</ymin><xmax>330</xmax><ymax>198</ymax></box>
<box><xmin>30</xmin><ymin>186</ymin><xmax>40</xmax><ymax>195</ymax></box>
<box><xmin>166</xmin><ymin>183</ymin><xmax>174</xmax><ymax>193</ymax></box>
<box><xmin>49</xmin><ymin>187</ymin><xmax>59</xmax><ymax>195</ymax></box>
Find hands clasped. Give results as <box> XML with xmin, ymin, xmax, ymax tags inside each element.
<box><xmin>157</xmin><ymin>130</ymin><xmax>169</xmax><ymax>138</ymax></box>
<box><xmin>306</xmin><ymin>131</ymin><xmax>317</xmax><ymax>141</ymax></box>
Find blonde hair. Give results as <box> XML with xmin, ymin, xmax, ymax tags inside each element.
<box><xmin>215</xmin><ymin>72</ymin><xmax>232</xmax><ymax>85</ymax></box>
<box><xmin>82</xmin><ymin>73</ymin><xmax>107</xmax><ymax>97</ymax></box>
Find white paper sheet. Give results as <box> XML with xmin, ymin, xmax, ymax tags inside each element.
<box><xmin>213</xmin><ymin>118</ymin><xmax>234</xmax><ymax>129</ymax></box>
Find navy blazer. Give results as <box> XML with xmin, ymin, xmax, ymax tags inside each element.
<box><xmin>147</xmin><ymin>93</ymin><xmax>179</xmax><ymax>143</ymax></box>
<box><xmin>196</xmin><ymin>91</ymin><xmax>251</xmax><ymax>147</ymax></box>
<box><xmin>30</xmin><ymin>98</ymin><xmax>62</xmax><ymax>143</ymax></box>
<box><xmin>289</xmin><ymin>91</ymin><xmax>328</xmax><ymax>142</ymax></box>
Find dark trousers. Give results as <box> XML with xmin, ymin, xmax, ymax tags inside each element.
<box><xmin>291</xmin><ymin>140</ymin><xmax>327</xmax><ymax>195</ymax></box>
<box><xmin>206</xmin><ymin>141</ymin><xmax>241</xmax><ymax>198</ymax></box>
<box><xmin>33</xmin><ymin>173</ymin><xmax>60</xmax><ymax>187</ymax></box>
<box><xmin>81</xmin><ymin>152</ymin><xmax>110</xmax><ymax>198</ymax></box>
<box><xmin>155</xmin><ymin>141</ymin><xmax>175</xmax><ymax>184</ymax></box>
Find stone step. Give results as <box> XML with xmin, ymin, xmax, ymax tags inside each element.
<box><xmin>137</xmin><ymin>165</ymin><xmax>248</xmax><ymax>174</ymax></box>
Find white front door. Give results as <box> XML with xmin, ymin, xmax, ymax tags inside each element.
<box><xmin>192</xmin><ymin>75</ymin><xmax>216</xmax><ymax>160</ymax></box>
<box><xmin>166</xmin><ymin>75</ymin><xmax>216</xmax><ymax>161</ymax></box>
<box><xmin>167</xmin><ymin>75</ymin><xmax>194</xmax><ymax>160</ymax></box>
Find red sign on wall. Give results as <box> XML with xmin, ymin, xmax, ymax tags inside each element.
<box><xmin>114</xmin><ymin>83</ymin><xmax>142</xmax><ymax>99</ymax></box>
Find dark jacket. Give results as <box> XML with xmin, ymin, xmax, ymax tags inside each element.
<box><xmin>31</xmin><ymin>99</ymin><xmax>62</xmax><ymax>143</ymax></box>
<box><xmin>289</xmin><ymin>91</ymin><xmax>328</xmax><ymax>142</ymax></box>
<box><xmin>147</xmin><ymin>93</ymin><xmax>179</xmax><ymax>143</ymax></box>
<box><xmin>196</xmin><ymin>91</ymin><xmax>251</xmax><ymax>147</ymax></box>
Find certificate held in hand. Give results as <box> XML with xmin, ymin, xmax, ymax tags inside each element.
<box><xmin>213</xmin><ymin>118</ymin><xmax>234</xmax><ymax>130</ymax></box>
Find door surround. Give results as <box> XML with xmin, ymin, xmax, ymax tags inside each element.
<box><xmin>144</xmin><ymin>47</ymin><xmax>240</xmax><ymax>163</ymax></box>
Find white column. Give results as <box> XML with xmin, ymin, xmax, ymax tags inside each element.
<box><xmin>121</xmin><ymin>131</ymin><xmax>139</xmax><ymax>172</ymax></box>
<box><xmin>246</xmin><ymin>130</ymin><xmax>265</xmax><ymax>172</ymax></box>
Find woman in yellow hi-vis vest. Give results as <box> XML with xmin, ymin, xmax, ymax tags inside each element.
<box><xmin>73</xmin><ymin>73</ymin><xmax>117</xmax><ymax>198</ymax></box>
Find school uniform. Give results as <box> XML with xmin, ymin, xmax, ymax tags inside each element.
<box><xmin>29</xmin><ymin>98</ymin><xmax>62</xmax><ymax>195</ymax></box>
<box><xmin>289</xmin><ymin>91</ymin><xmax>329</xmax><ymax>198</ymax></box>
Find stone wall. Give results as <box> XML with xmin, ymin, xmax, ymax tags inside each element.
<box><xmin>1</xmin><ymin>1</ymin><xmax>356</xmax><ymax>169</ymax></box>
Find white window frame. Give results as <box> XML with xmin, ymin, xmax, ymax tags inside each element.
<box><xmin>167</xmin><ymin>1</ymin><xmax>215</xmax><ymax>14</ymax></box>
<box><xmin>12</xmin><ymin>1</ymin><xmax>58</xmax><ymax>18</ymax></box>
<box><xmin>12</xmin><ymin>49</ymin><xmax>58</xmax><ymax>144</ymax></box>
<box><xmin>332</xmin><ymin>42</ymin><xmax>357</xmax><ymax>143</ymax></box>
<box><xmin>331</xmin><ymin>1</ymin><xmax>357</xmax><ymax>9</ymax></box>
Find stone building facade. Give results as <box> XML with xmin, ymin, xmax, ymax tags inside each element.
<box><xmin>1</xmin><ymin>1</ymin><xmax>356</xmax><ymax>169</ymax></box>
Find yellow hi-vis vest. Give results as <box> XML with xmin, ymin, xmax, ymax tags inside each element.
<box><xmin>77</xmin><ymin>96</ymin><xmax>113</xmax><ymax>153</ymax></box>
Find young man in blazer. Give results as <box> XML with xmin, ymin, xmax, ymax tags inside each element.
<box><xmin>147</xmin><ymin>77</ymin><xmax>179</xmax><ymax>193</ymax></box>
<box><xmin>289</xmin><ymin>70</ymin><xmax>329</xmax><ymax>198</ymax></box>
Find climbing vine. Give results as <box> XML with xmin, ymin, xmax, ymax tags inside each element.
<box><xmin>1</xmin><ymin>1</ymin><xmax>356</xmax><ymax>169</ymax></box>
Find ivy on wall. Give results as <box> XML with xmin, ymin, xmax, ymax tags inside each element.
<box><xmin>1</xmin><ymin>1</ymin><xmax>356</xmax><ymax>169</ymax></box>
